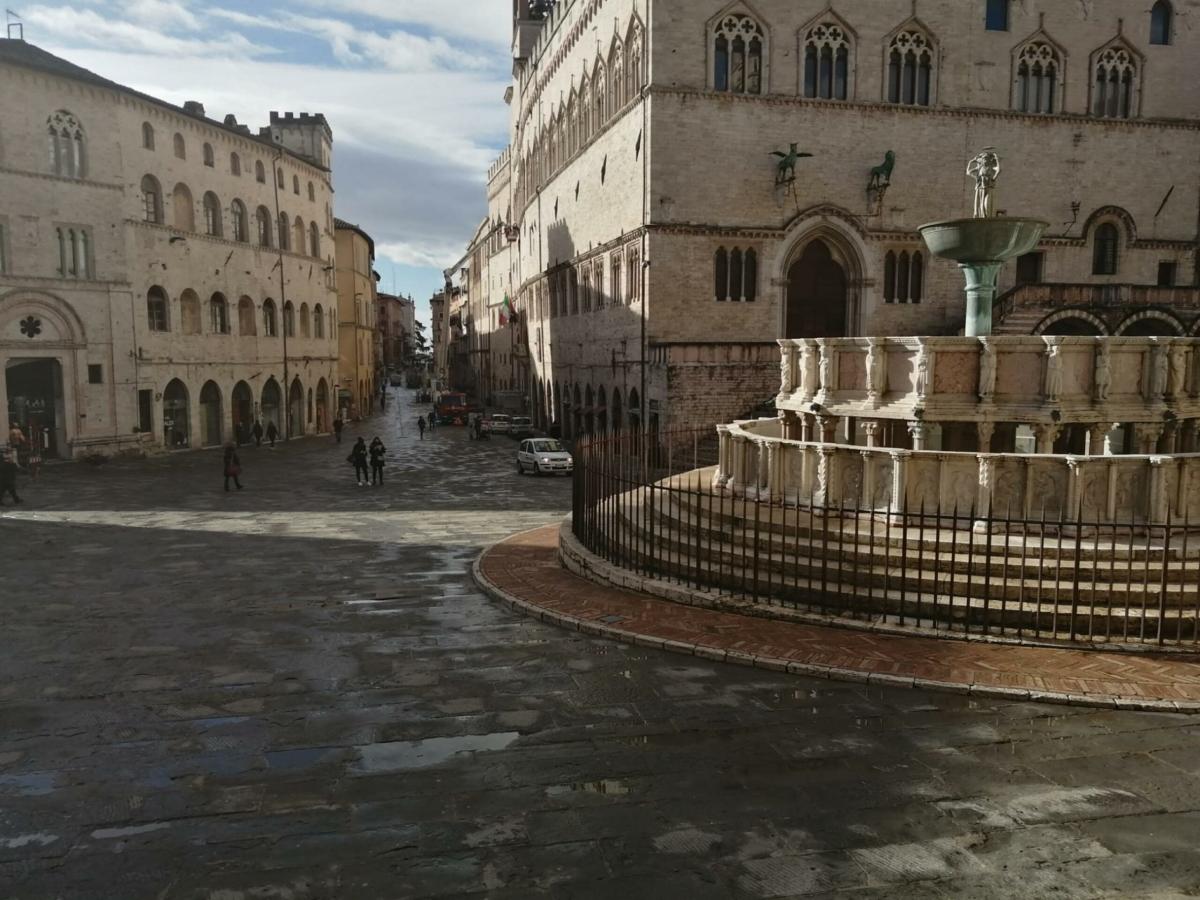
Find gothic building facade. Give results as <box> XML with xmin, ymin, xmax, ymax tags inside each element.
<box><xmin>462</xmin><ymin>0</ymin><xmax>1198</xmax><ymax>437</ymax></box>
<box><xmin>0</xmin><ymin>39</ymin><xmax>340</xmax><ymax>456</ymax></box>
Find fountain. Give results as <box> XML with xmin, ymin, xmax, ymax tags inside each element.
<box><xmin>919</xmin><ymin>148</ymin><xmax>1047</xmax><ymax>337</ymax></box>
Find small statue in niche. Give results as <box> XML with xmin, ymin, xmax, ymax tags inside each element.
<box><xmin>1168</xmin><ymin>343</ymin><xmax>1187</xmax><ymax>398</ymax></box>
<box><xmin>1094</xmin><ymin>343</ymin><xmax>1111</xmax><ymax>402</ymax></box>
<box><xmin>1152</xmin><ymin>345</ymin><xmax>1171</xmax><ymax>398</ymax></box>
<box><xmin>802</xmin><ymin>341</ymin><xmax>819</xmax><ymax>398</ymax></box>
<box><xmin>967</xmin><ymin>147</ymin><xmax>1001</xmax><ymax>218</ymax></box>
<box><xmin>979</xmin><ymin>339</ymin><xmax>997</xmax><ymax>402</ymax></box>
<box><xmin>818</xmin><ymin>344</ymin><xmax>832</xmax><ymax>395</ymax></box>
<box><xmin>771</xmin><ymin>143</ymin><xmax>814</xmax><ymax>186</ymax></box>
<box><xmin>915</xmin><ymin>346</ymin><xmax>930</xmax><ymax>398</ymax></box>
<box><xmin>1044</xmin><ymin>341</ymin><xmax>1063</xmax><ymax>402</ymax></box>
<box><xmin>779</xmin><ymin>343</ymin><xmax>795</xmax><ymax>394</ymax></box>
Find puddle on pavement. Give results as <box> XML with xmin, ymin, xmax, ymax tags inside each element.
<box><xmin>355</xmin><ymin>732</ymin><xmax>519</xmax><ymax>772</ymax></box>
<box><xmin>0</xmin><ymin>773</ymin><xmax>57</xmax><ymax>796</ymax></box>
<box><xmin>265</xmin><ymin>747</ymin><xmax>340</xmax><ymax>770</ymax></box>
<box><xmin>545</xmin><ymin>779</ymin><xmax>631</xmax><ymax>797</ymax></box>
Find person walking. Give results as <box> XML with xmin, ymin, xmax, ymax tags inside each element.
<box><xmin>0</xmin><ymin>451</ymin><xmax>21</xmax><ymax>505</ymax></box>
<box><xmin>369</xmin><ymin>437</ymin><xmax>387</xmax><ymax>486</ymax></box>
<box><xmin>417</xmin><ymin>416</ymin><xmax>426</xmax><ymax>440</ymax></box>
<box><xmin>266</xmin><ymin>421</ymin><xmax>279</xmax><ymax>448</ymax></box>
<box><xmin>252</xmin><ymin>420</ymin><xmax>264</xmax><ymax>447</ymax></box>
<box><xmin>223</xmin><ymin>442</ymin><xmax>244</xmax><ymax>492</ymax></box>
<box><xmin>348</xmin><ymin>436</ymin><xmax>369</xmax><ymax>486</ymax></box>
<box><xmin>333</xmin><ymin>414</ymin><xmax>344</xmax><ymax>443</ymax></box>
<box><xmin>8</xmin><ymin>422</ymin><xmax>27</xmax><ymax>466</ymax></box>
<box><xmin>234</xmin><ymin>421</ymin><xmax>246</xmax><ymax>447</ymax></box>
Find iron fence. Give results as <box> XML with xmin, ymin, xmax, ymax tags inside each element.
<box><xmin>571</xmin><ymin>427</ymin><xmax>1200</xmax><ymax>648</ymax></box>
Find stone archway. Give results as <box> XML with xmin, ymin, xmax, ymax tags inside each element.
<box><xmin>288</xmin><ymin>377</ymin><xmax>304</xmax><ymax>438</ymax></box>
<box><xmin>316</xmin><ymin>378</ymin><xmax>329</xmax><ymax>432</ymax></box>
<box><xmin>162</xmin><ymin>378</ymin><xmax>190</xmax><ymax>449</ymax></box>
<box><xmin>199</xmin><ymin>380</ymin><xmax>223</xmax><ymax>447</ymax></box>
<box><xmin>785</xmin><ymin>239</ymin><xmax>849</xmax><ymax>338</ymax></box>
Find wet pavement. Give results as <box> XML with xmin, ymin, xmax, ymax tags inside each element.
<box><xmin>2</xmin><ymin>389</ymin><xmax>1200</xmax><ymax>899</ymax></box>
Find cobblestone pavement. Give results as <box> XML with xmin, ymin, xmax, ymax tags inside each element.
<box><xmin>3</xmin><ymin>389</ymin><xmax>1200</xmax><ymax>899</ymax></box>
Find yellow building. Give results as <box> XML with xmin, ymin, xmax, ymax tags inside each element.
<box><xmin>334</xmin><ymin>219</ymin><xmax>377</xmax><ymax>417</ymax></box>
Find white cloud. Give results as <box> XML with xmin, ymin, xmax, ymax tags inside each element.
<box><xmin>277</xmin><ymin>14</ymin><xmax>490</xmax><ymax>72</ymax></box>
<box><xmin>124</xmin><ymin>0</ymin><xmax>200</xmax><ymax>31</ymax></box>
<box><xmin>377</xmin><ymin>240</ymin><xmax>471</xmax><ymax>270</ymax></box>
<box><xmin>296</xmin><ymin>0</ymin><xmax>511</xmax><ymax>47</ymax></box>
<box><xmin>22</xmin><ymin>6</ymin><xmax>274</xmax><ymax>57</ymax></box>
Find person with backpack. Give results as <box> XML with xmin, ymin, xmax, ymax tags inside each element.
<box><xmin>223</xmin><ymin>442</ymin><xmax>244</xmax><ymax>492</ymax></box>
<box><xmin>265</xmin><ymin>421</ymin><xmax>279</xmax><ymax>447</ymax></box>
<box><xmin>348</xmin><ymin>437</ymin><xmax>369</xmax><ymax>486</ymax></box>
<box><xmin>333</xmin><ymin>415</ymin><xmax>344</xmax><ymax>443</ymax></box>
<box><xmin>369</xmin><ymin>437</ymin><xmax>387</xmax><ymax>486</ymax></box>
<box><xmin>252</xmin><ymin>420</ymin><xmax>264</xmax><ymax>447</ymax></box>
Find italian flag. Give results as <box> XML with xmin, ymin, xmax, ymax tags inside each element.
<box><xmin>499</xmin><ymin>294</ymin><xmax>515</xmax><ymax>326</ymax></box>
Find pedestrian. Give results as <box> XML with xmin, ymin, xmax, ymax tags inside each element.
<box><xmin>333</xmin><ymin>414</ymin><xmax>344</xmax><ymax>444</ymax></box>
<box><xmin>234</xmin><ymin>421</ymin><xmax>246</xmax><ymax>447</ymax></box>
<box><xmin>252</xmin><ymin>420</ymin><xmax>264</xmax><ymax>447</ymax></box>
<box><xmin>266</xmin><ymin>421</ymin><xmax>279</xmax><ymax>447</ymax></box>
<box><xmin>369</xmin><ymin>437</ymin><xmax>386</xmax><ymax>486</ymax></box>
<box><xmin>348</xmin><ymin>437</ymin><xmax>369</xmax><ymax>485</ymax></box>
<box><xmin>8</xmin><ymin>422</ymin><xmax>27</xmax><ymax>466</ymax></box>
<box><xmin>0</xmin><ymin>451</ymin><xmax>20</xmax><ymax>505</ymax></box>
<box><xmin>417</xmin><ymin>416</ymin><xmax>426</xmax><ymax>440</ymax></box>
<box><xmin>223</xmin><ymin>442</ymin><xmax>244</xmax><ymax>492</ymax></box>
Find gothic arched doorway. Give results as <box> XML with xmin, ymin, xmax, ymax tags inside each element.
<box><xmin>785</xmin><ymin>239</ymin><xmax>848</xmax><ymax>338</ymax></box>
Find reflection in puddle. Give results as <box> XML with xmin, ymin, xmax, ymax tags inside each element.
<box><xmin>0</xmin><ymin>772</ymin><xmax>57</xmax><ymax>796</ymax></box>
<box><xmin>355</xmin><ymin>732</ymin><xmax>519</xmax><ymax>772</ymax></box>
<box><xmin>545</xmin><ymin>779</ymin><xmax>630</xmax><ymax>797</ymax></box>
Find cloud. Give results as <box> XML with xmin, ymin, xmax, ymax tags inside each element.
<box><xmin>272</xmin><ymin>13</ymin><xmax>491</xmax><ymax>72</ymax></box>
<box><xmin>22</xmin><ymin>5</ymin><xmax>274</xmax><ymax>57</ymax></box>
<box><xmin>125</xmin><ymin>0</ymin><xmax>200</xmax><ymax>31</ymax></box>
<box><xmin>296</xmin><ymin>0</ymin><xmax>512</xmax><ymax>47</ymax></box>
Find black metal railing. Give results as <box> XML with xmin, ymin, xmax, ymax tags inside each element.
<box><xmin>571</xmin><ymin>428</ymin><xmax>1200</xmax><ymax>648</ymax></box>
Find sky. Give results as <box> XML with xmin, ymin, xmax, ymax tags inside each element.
<box><xmin>13</xmin><ymin>0</ymin><xmax>514</xmax><ymax>328</ymax></box>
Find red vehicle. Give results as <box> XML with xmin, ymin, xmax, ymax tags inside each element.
<box><xmin>434</xmin><ymin>392</ymin><xmax>469</xmax><ymax>425</ymax></box>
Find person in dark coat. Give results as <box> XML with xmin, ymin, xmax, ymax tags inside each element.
<box><xmin>0</xmin><ymin>451</ymin><xmax>21</xmax><ymax>505</ymax></box>
<box><xmin>333</xmin><ymin>415</ymin><xmax>344</xmax><ymax>443</ymax></box>
<box><xmin>348</xmin><ymin>437</ymin><xmax>369</xmax><ymax>486</ymax></box>
<box><xmin>252</xmin><ymin>421</ymin><xmax>264</xmax><ymax>447</ymax></box>
<box><xmin>417</xmin><ymin>416</ymin><xmax>426</xmax><ymax>440</ymax></box>
<box><xmin>265</xmin><ymin>421</ymin><xmax>279</xmax><ymax>447</ymax></box>
<box><xmin>369</xmin><ymin>437</ymin><xmax>387</xmax><ymax>485</ymax></box>
<box><xmin>223</xmin><ymin>443</ymin><xmax>243</xmax><ymax>492</ymax></box>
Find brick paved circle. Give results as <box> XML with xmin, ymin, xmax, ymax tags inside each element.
<box><xmin>475</xmin><ymin>523</ymin><xmax>1200</xmax><ymax>713</ymax></box>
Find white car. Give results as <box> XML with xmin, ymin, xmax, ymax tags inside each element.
<box><xmin>510</xmin><ymin>416</ymin><xmax>534</xmax><ymax>438</ymax></box>
<box><xmin>489</xmin><ymin>414</ymin><xmax>512</xmax><ymax>435</ymax></box>
<box><xmin>517</xmin><ymin>438</ymin><xmax>573</xmax><ymax>476</ymax></box>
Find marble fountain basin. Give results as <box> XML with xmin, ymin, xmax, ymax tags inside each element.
<box><xmin>918</xmin><ymin>217</ymin><xmax>1048</xmax><ymax>264</ymax></box>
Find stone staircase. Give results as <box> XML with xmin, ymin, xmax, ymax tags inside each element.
<box><xmin>586</xmin><ymin>475</ymin><xmax>1200</xmax><ymax>647</ymax></box>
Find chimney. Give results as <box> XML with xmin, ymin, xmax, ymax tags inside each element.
<box><xmin>183</xmin><ymin>100</ymin><xmax>206</xmax><ymax>117</ymax></box>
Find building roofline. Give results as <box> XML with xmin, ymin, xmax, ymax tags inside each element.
<box><xmin>334</xmin><ymin>218</ymin><xmax>376</xmax><ymax>258</ymax></box>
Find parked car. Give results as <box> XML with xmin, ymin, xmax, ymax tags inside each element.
<box><xmin>510</xmin><ymin>416</ymin><xmax>534</xmax><ymax>438</ymax></box>
<box><xmin>488</xmin><ymin>414</ymin><xmax>512</xmax><ymax>435</ymax></box>
<box><xmin>517</xmin><ymin>438</ymin><xmax>573</xmax><ymax>476</ymax></box>
<box><xmin>388</xmin><ymin>373</ymin><xmax>404</xmax><ymax>386</ymax></box>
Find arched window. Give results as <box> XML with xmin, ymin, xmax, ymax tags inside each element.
<box><xmin>985</xmin><ymin>0</ymin><xmax>1009</xmax><ymax>31</ymax></box>
<box><xmin>230</xmin><ymin>199</ymin><xmax>248</xmax><ymax>242</ymax></box>
<box><xmin>300</xmin><ymin>302</ymin><xmax>311</xmax><ymax>337</ymax></box>
<box><xmin>141</xmin><ymin>175</ymin><xmax>163</xmax><ymax>224</ymax></box>
<box><xmin>142</xmin><ymin>122</ymin><xmax>155</xmax><ymax>150</ymax></box>
<box><xmin>307</xmin><ymin>181</ymin><xmax>315</xmax><ymax>202</ymax></box>
<box><xmin>202</xmin><ymin>142</ymin><xmax>214</xmax><ymax>167</ymax></box>
<box><xmin>713</xmin><ymin>13</ymin><xmax>764</xmax><ymax>94</ymax></box>
<box><xmin>1093</xmin><ymin>223</ymin><xmax>1120</xmax><ymax>275</ymax></box>
<box><xmin>256</xmin><ymin>206</ymin><xmax>272</xmax><ymax>247</ymax></box>
<box><xmin>715</xmin><ymin>248</ymin><xmax>729</xmax><ymax>301</ymax></box>
<box><xmin>238</xmin><ymin>296</ymin><xmax>256</xmax><ymax>335</ymax></box>
<box><xmin>745</xmin><ymin>249</ymin><xmax>758</xmax><ymax>301</ymax></box>
<box><xmin>803</xmin><ymin>21</ymin><xmax>851</xmax><ymax>100</ymax></box>
<box><xmin>180</xmin><ymin>289</ymin><xmax>201</xmax><ymax>334</ymax></box>
<box><xmin>313</xmin><ymin>303</ymin><xmax>324</xmax><ymax>338</ymax></box>
<box><xmin>292</xmin><ymin>175</ymin><xmax>300</xmax><ymax>195</ymax></box>
<box><xmin>55</xmin><ymin>227</ymin><xmax>90</xmax><ymax>279</ymax></box>
<box><xmin>580</xmin><ymin>76</ymin><xmax>591</xmax><ymax>142</ymax></box>
<box><xmin>255</xmin><ymin>160</ymin><xmax>266</xmax><ymax>183</ymax></box>
<box><xmin>278</xmin><ymin>212</ymin><xmax>291</xmax><ymax>251</ymax></box>
<box><xmin>277</xmin><ymin>168</ymin><xmax>285</xmax><ymax>189</ymax></box>
<box><xmin>1015</xmin><ymin>41</ymin><xmax>1060</xmax><ymax>114</ymax></box>
<box><xmin>309</xmin><ymin>221</ymin><xmax>320</xmax><ymax>257</ymax></box>
<box><xmin>887</xmin><ymin>28</ymin><xmax>934</xmax><ymax>106</ymax></box>
<box><xmin>896</xmin><ymin>252</ymin><xmax>911</xmax><ymax>302</ymax></box>
<box><xmin>292</xmin><ymin>216</ymin><xmax>305</xmax><ymax>253</ymax></box>
<box><xmin>714</xmin><ymin>246</ymin><xmax>757</xmax><ymax>301</ymax></box>
<box><xmin>884</xmin><ymin>251</ymin><xmax>896</xmax><ymax>302</ymax></box>
<box><xmin>263</xmin><ymin>298</ymin><xmax>278</xmax><ymax>336</ymax></box>
<box><xmin>1092</xmin><ymin>43</ymin><xmax>1138</xmax><ymax>118</ymax></box>
<box><xmin>594</xmin><ymin>66</ymin><xmax>607</xmax><ymax>129</ymax></box>
<box><xmin>47</xmin><ymin>110</ymin><xmax>86</xmax><ymax>178</ymax></box>
<box><xmin>627</xmin><ymin>247</ymin><xmax>641</xmax><ymax>303</ymax></box>
<box><xmin>609</xmin><ymin>42</ymin><xmax>625</xmax><ymax>112</ymax></box>
<box><xmin>202</xmin><ymin>191</ymin><xmax>222</xmax><ymax>237</ymax></box>
<box><xmin>173</xmin><ymin>132</ymin><xmax>186</xmax><ymax>159</ymax></box>
<box><xmin>210</xmin><ymin>293</ymin><xmax>230</xmax><ymax>334</ymax></box>
<box><xmin>147</xmin><ymin>286</ymin><xmax>170</xmax><ymax>332</ymax></box>
<box><xmin>172</xmin><ymin>183</ymin><xmax>194</xmax><ymax>231</ymax></box>
<box><xmin>283</xmin><ymin>301</ymin><xmax>296</xmax><ymax>337</ymax></box>
<box><xmin>730</xmin><ymin>249</ymin><xmax>744</xmax><ymax>301</ymax></box>
<box><xmin>627</xmin><ymin>25</ymin><xmax>644</xmax><ymax>98</ymax></box>
<box><xmin>1150</xmin><ymin>1</ymin><xmax>1172</xmax><ymax>45</ymax></box>
<box><xmin>883</xmin><ymin>249</ymin><xmax>925</xmax><ymax>303</ymax></box>
<box><xmin>230</xmin><ymin>152</ymin><xmax>241</xmax><ymax>176</ymax></box>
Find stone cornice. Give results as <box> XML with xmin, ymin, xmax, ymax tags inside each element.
<box><xmin>0</xmin><ymin>165</ymin><xmax>123</xmax><ymax>191</ymax></box>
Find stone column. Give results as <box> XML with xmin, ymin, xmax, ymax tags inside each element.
<box><xmin>976</xmin><ymin>421</ymin><xmax>995</xmax><ymax>453</ymax></box>
<box><xmin>778</xmin><ymin>340</ymin><xmax>797</xmax><ymax>397</ymax></box>
<box><xmin>800</xmin><ymin>413</ymin><xmax>814</xmax><ymax>443</ymax></box>
<box><xmin>1181</xmin><ymin>419</ymin><xmax>1199</xmax><ymax>453</ymax></box>
<box><xmin>889</xmin><ymin>451</ymin><xmax>910</xmax><ymax>516</ymax></box>
<box><xmin>731</xmin><ymin>435</ymin><xmax>748</xmax><ymax>494</ymax></box>
<box><xmin>1148</xmin><ymin>456</ymin><xmax>1170</xmax><ymax>524</ymax></box>
<box><xmin>861</xmin><ymin>451</ymin><xmax>876</xmax><ymax>511</ymax></box>
<box><xmin>714</xmin><ymin>426</ymin><xmax>732</xmax><ymax>487</ymax></box>
<box><xmin>1137</xmin><ymin>424</ymin><xmax>1164</xmax><ymax>456</ymax></box>
<box><xmin>1162</xmin><ymin>420</ymin><xmax>1180</xmax><ymax>454</ymax></box>
<box><xmin>782</xmin><ymin>411</ymin><xmax>801</xmax><ymax>442</ymax></box>
<box><xmin>800</xmin><ymin>340</ymin><xmax>819</xmax><ymax>402</ymax></box>
<box><xmin>1065</xmin><ymin>457</ymin><xmax>1082</xmax><ymax>520</ymax></box>
<box><xmin>815</xmin><ymin>447</ymin><xmax>835</xmax><ymax>506</ymax></box>
<box><xmin>1034</xmin><ymin>424</ymin><xmax>1060</xmax><ymax>454</ymax></box>
<box><xmin>767</xmin><ymin>441</ymin><xmax>786</xmax><ymax>502</ymax></box>
<box><xmin>862</xmin><ymin>420</ymin><xmax>880</xmax><ymax>448</ymax></box>
<box><xmin>817</xmin><ymin>415</ymin><xmax>836</xmax><ymax>444</ymax></box>
<box><xmin>908</xmin><ymin>420</ymin><xmax>930</xmax><ymax>451</ymax></box>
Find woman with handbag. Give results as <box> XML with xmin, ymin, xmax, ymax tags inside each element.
<box><xmin>223</xmin><ymin>442</ymin><xmax>244</xmax><ymax>492</ymax></box>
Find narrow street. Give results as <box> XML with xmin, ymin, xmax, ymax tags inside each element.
<box><xmin>2</xmin><ymin>389</ymin><xmax>1199</xmax><ymax>899</ymax></box>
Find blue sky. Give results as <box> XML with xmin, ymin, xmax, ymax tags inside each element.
<box><xmin>16</xmin><ymin>0</ymin><xmax>514</xmax><ymax>327</ymax></box>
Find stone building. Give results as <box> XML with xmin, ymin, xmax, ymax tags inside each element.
<box><xmin>334</xmin><ymin>220</ymin><xmax>378</xmax><ymax>417</ymax></box>
<box><xmin>429</xmin><ymin>289</ymin><xmax>449</xmax><ymax>388</ymax></box>
<box><xmin>0</xmin><ymin>39</ymin><xmax>340</xmax><ymax>456</ymax></box>
<box><xmin>456</xmin><ymin>0</ymin><xmax>1198</xmax><ymax>439</ymax></box>
<box><xmin>377</xmin><ymin>292</ymin><xmax>416</xmax><ymax>371</ymax></box>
